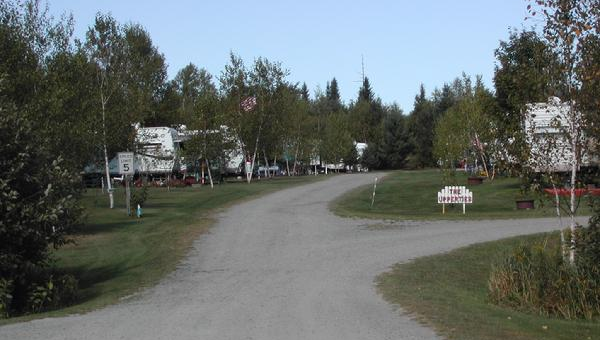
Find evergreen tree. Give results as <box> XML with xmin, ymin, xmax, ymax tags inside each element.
<box><xmin>325</xmin><ymin>77</ymin><xmax>342</xmax><ymax>112</ymax></box>
<box><xmin>407</xmin><ymin>84</ymin><xmax>436</xmax><ymax>168</ymax></box>
<box><xmin>358</xmin><ymin>77</ymin><xmax>373</xmax><ymax>103</ymax></box>
<box><xmin>300</xmin><ymin>82</ymin><xmax>310</xmax><ymax>101</ymax></box>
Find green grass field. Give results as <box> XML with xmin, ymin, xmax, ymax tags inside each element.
<box><xmin>3</xmin><ymin>175</ymin><xmax>326</xmax><ymax>324</ymax></box>
<box><xmin>333</xmin><ymin>170</ymin><xmax>593</xmax><ymax>220</ymax></box>
<box><xmin>377</xmin><ymin>232</ymin><xmax>600</xmax><ymax>340</ymax></box>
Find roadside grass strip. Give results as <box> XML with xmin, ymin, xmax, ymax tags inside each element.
<box><xmin>377</xmin><ymin>232</ymin><xmax>600</xmax><ymax>340</ymax></box>
<box><xmin>333</xmin><ymin>170</ymin><xmax>593</xmax><ymax>220</ymax></box>
<box><xmin>2</xmin><ymin>175</ymin><xmax>326</xmax><ymax>324</ymax></box>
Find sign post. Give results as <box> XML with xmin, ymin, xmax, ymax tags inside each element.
<box><xmin>437</xmin><ymin>186</ymin><xmax>473</xmax><ymax>214</ymax></box>
<box><xmin>118</xmin><ymin>152</ymin><xmax>134</xmax><ymax>216</ymax></box>
<box><xmin>371</xmin><ymin>177</ymin><xmax>378</xmax><ymax>208</ymax></box>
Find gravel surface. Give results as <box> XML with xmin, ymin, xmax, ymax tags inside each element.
<box><xmin>1</xmin><ymin>173</ymin><xmax>575</xmax><ymax>340</ymax></box>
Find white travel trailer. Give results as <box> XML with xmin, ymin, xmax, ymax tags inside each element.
<box><xmin>524</xmin><ymin>97</ymin><xmax>595</xmax><ymax>173</ymax></box>
<box><xmin>85</xmin><ymin>125</ymin><xmax>244</xmax><ymax>178</ymax></box>
<box><xmin>177</xmin><ymin>125</ymin><xmax>244</xmax><ymax>175</ymax></box>
<box><xmin>134</xmin><ymin>127</ymin><xmax>183</xmax><ymax>174</ymax></box>
<box><xmin>82</xmin><ymin>126</ymin><xmax>182</xmax><ymax>178</ymax></box>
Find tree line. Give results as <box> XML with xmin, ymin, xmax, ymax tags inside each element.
<box><xmin>1</xmin><ymin>0</ymin><xmax>598</xmax><ymax>316</ymax></box>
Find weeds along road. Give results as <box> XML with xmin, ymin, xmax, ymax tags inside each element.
<box><xmin>1</xmin><ymin>173</ymin><xmax>569</xmax><ymax>340</ymax></box>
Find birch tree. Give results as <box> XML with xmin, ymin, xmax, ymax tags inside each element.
<box><xmin>220</xmin><ymin>54</ymin><xmax>288</xmax><ymax>183</ymax></box>
<box><xmin>528</xmin><ymin>0</ymin><xmax>600</xmax><ymax>264</ymax></box>
<box><xmin>177</xmin><ymin>64</ymin><xmax>224</xmax><ymax>188</ymax></box>
<box><xmin>219</xmin><ymin>53</ymin><xmax>252</xmax><ymax>181</ymax></box>
<box><xmin>85</xmin><ymin>13</ymin><xmax>125</xmax><ymax>208</ymax></box>
<box><xmin>279</xmin><ymin>85</ymin><xmax>313</xmax><ymax>175</ymax></box>
<box><xmin>248</xmin><ymin>57</ymin><xmax>288</xmax><ymax>180</ymax></box>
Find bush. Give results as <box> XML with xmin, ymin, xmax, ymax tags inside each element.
<box><xmin>131</xmin><ymin>185</ymin><xmax>148</xmax><ymax>207</ymax></box>
<box><xmin>489</xmin><ymin>233</ymin><xmax>600</xmax><ymax>320</ymax></box>
<box><xmin>577</xmin><ymin>198</ymin><xmax>600</xmax><ymax>265</ymax></box>
<box><xmin>26</xmin><ymin>274</ymin><xmax>78</xmax><ymax>314</ymax></box>
<box><xmin>0</xmin><ymin>279</ymin><xmax>12</xmax><ymax>319</ymax></box>
<box><xmin>1</xmin><ymin>103</ymin><xmax>82</xmax><ymax>316</ymax></box>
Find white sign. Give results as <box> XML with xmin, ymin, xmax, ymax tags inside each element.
<box><xmin>118</xmin><ymin>152</ymin><xmax>135</xmax><ymax>175</ymax></box>
<box><xmin>437</xmin><ymin>186</ymin><xmax>473</xmax><ymax>204</ymax></box>
<box><xmin>437</xmin><ymin>186</ymin><xmax>473</xmax><ymax>214</ymax></box>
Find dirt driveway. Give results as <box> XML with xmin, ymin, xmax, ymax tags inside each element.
<box><xmin>0</xmin><ymin>173</ymin><xmax>566</xmax><ymax>340</ymax></box>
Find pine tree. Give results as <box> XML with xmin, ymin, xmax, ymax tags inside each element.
<box><xmin>408</xmin><ymin>84</ymin><xmax>436</xmax><ymax>168</ymax></box>
<box><xmin>326</xmin><ymin>77</ymin><xmax>342</xmax><ymax>112</ymax></box>
<box><xmin>301</xmin><ymin>82</ymin><xmax>310</xmax><ymax>101</ymax></box>
<box><xmin>358</xmin><ymin>77</ymin><xmax>373</xmax><ymax>103</ymax></box>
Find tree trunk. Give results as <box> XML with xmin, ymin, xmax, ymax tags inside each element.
<box><xmin>569</xmin><ymin>129</ymin><xmax>578</xmax><ymax>265</ymax></box>
<box><xmin>293</xmin><ymin>143</ymin><xmax>300</xmax><ymax>176</ymax></box>
<box><xmin>206</xmin><ymin>158</ymin><xmax>214</xmax><ymax>189</ymax></box>
<box><xmin>247</xmin><ymin>127</ymin><xmax>262</xmax><ymax>184</ymax></box>
<box><xmin>101</xmin><ymin>100</ymin><xmax>114</xmax><ymax>209</ymax></box>
<box><xmin>551</xmin><ymin>182</ymin><xmax>568</xmax><ymax>261</ymax></box>
<box><xmin>480</xmin><ymin>152</ymin><xmax>490</xmax><ymax>179</ymax></box>
<box><xmin>263</xmin><ymin>150</ymin><xmax>270</xmax><ymax>179</ymax></box>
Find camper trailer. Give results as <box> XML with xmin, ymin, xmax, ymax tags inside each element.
<box><xmin>524</xmin><ymin>97</ymin><xmax>596</xmax><ymax>173</ymax></box>
<box><xmin>84</xmin><ymin>125</ymin><xmax>244</xmax><ymax>183</ymax></box>
<box><xmin>135</xmin><ymin>125</ymin><xmax>244</xmax><ymax>176</ymax></box>
<box><xmin>135</xmin><ymin>126</ymin><xmax>182</xmax><ymax>174</ymax></box>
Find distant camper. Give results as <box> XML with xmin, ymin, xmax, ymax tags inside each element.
<box><xmin>83</xmin><ymin>125</ymin><xmax>244</xmax><ymax>181</ymax></box>
<box><xmin>524</xmin><ymin>97</ymin><xmax>597</xmax><ymax>173</ymax></box>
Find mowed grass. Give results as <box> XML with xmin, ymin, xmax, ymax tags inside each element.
<box><xmin>333</xmin><ymin>170</ymin><xmax>592</xmax><ymax>220</ymax></box>
<box><xmin>3</xmin><ymin>175</ymin><xmax>326</xmax><ymax>324</ymax></box>
<box><xmin>377</xmin><ymin>232</ymin><xmax>600</xmax><ymax>340</ymax></box>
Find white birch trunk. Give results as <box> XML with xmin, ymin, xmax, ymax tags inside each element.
<box><xmin>263</xmin><ymin>151</ymin><xmax>270</xmax><ymax>178</ymax></box>
<box><xmin>206</xmin><ymin>158</ymin><xmax>214</xmax><ymax>189</ymax></box>
<box><xmin>246</xmin><ymin>125</ymin><xmax>262</xmax><ymax>184</ymax></box>
<box><xmin>293</xmin><ymin>143</ymin><xmax>300</xmax><ymax>176</ymax></box>
<box><xmin>102</xmin><ymin>142</ymin><xmax>114</xmax><ymax>208</ymax></box>
<box><xmin>101</xmin><ymin>98</ymin><xmax>114</xmax><ymax>209</ymax></box>
<box><xmin>568</xmin><ymin>126</ymin><xmax>578</xmax><ymax>265</ymax></box>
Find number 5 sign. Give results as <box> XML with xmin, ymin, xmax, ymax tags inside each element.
<box><xmin>118</xmin><ymin>152</ymin><xmax>135</xmax><ymax>175</ymax></box>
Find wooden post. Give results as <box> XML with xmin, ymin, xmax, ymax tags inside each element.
<box><xmin>370</xmin><ymin>177</ymin><xmax>378</xmax><ymax>208</ymax></box>
<box><xmin>125</xmin><ymin>174</ymin><xmax>131</xmax><ymax>216</ymax></box>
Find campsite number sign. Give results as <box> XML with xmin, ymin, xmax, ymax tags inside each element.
<box><xmin>118</xmin><ymin>152</ymin><xmax>134</xmax><ymax>175</ymax></box>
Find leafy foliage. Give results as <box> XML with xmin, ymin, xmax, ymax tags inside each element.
<box><xmin>0</xmin><ymin>102</ymin><xmax>81</xmax><ymax>316</ymax></box>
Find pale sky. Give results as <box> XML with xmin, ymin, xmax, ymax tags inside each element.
<box><xmin>48</xmin><ymin>0</ymin><xmax>536</xmax><ymax>113</ymax></box>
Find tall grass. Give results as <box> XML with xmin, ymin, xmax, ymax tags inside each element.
<box><xmin>489</xmin><ymin>232</ymin><xmax>600</xmax><ymax>320</ymax></box>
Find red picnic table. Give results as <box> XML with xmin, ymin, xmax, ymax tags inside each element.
<box><xmin>543</xmin><ymin>188</ymin><xmax>600</xmax><ymax>197</ymax></box>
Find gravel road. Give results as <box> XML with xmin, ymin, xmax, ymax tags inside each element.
<box><xmin>1</xmin><ymin>173</ymin><xmax>574</xmax><ymax>340</ymax></box>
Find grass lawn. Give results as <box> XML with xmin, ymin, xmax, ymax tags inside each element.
<box><xmin>333</xmin><ymin>169</ymin><xmax>593</xmax><ymax>220</ymax></box>
<box><xmin>377</xmin><ymin>232</ymin><xmax>600</xmax><ymax>340</ymax></box>
<box><xmin>2</xmin><ymin>175</ymin><xmax>326</xmax><ymax>324</ymax></box>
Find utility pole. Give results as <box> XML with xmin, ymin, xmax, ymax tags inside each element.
<box><xmin>361</xmin><ymin>55</ymin><xmax>366</xmax><ymax>83</ymax></box>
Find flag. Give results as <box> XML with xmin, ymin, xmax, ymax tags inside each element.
<box><xmin>241</xmin><ymin>96</ymin><xmax>257</xmax><ymax>112</ymax></box>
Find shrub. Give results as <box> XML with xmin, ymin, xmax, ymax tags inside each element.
<box><xmin>26</xmin><ymin>274</ymin><xmax>78</xmax><ymax>314</ymax></box>
<box><xmin>1</xmin><ymin>103</ymin><xmax>82</xmax><ymax>316</ymax></box>
<box><xmin>577</xmin><ymin>197</ymin><xmax>600</xmax><ymax>265</ymax></box>
<box><xmin>489</xmin><ymin>233</ymin><xmax>600</xmax><ymax>320</ymax></box>
<box><xmin>131</xmin><ymin>185</ymin><xmax>149</xmax><ymax>207</ymax></box>
<box><xmin>0</xmin><ymin>279</ymin><xmax>12</xmax><ymax>319</ymax></box>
